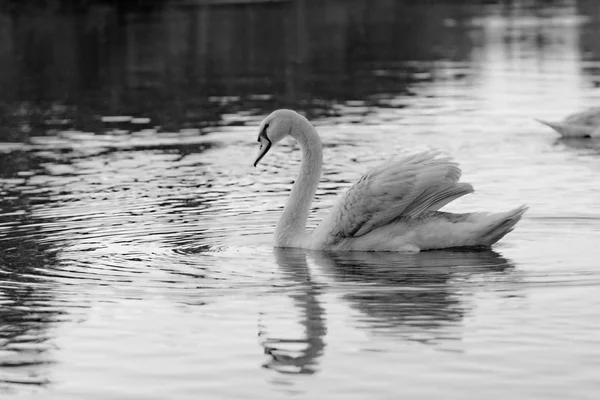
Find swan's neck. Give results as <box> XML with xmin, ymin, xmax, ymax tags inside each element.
<box><xmin>275</xmin><ymin>120</ymin><xmax>323</xmax><ymax>247</ymax></box>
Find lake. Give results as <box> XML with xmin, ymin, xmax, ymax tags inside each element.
<box><xmin>1</xmin><ymin>0</ymin><xmax>600</xmax><ymax>399</ymax></box>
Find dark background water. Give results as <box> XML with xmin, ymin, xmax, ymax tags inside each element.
<box><xmin>1</xmin><ymin>0</ymin><xmax>599</xmax><ymax>139</ymax></box>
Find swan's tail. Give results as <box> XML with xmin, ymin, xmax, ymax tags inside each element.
<box><xmin>478</xmin><ymin>205</ymin><xmax>528</xmax><ymax>246</ymax></box>
<box><xmin>535</xmin><ymin>119</ymin><xmax>593</xmax><ymax>138</ymax></box>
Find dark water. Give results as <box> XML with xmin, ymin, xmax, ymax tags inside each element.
<box><xmin>1</xmin><ymin>0</ymin><xmax>600</xmax><ymax>399</ymax></box>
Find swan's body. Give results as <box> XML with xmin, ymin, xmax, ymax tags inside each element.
<box><xmin>254</xmin><ymin>109</ymin><xmax>527</xmax><ymax>252</ymax></box>
<box><xmin>537</xmin><ymin>108</ymin><xmax>600</xmax><ymax>138</ymax></box>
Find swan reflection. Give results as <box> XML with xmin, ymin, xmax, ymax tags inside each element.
<box><xmin>259</xmin><ymin>248</ymin><xmax>326</xmax><ymax>375</ymax></box>
<box><xmin>311</xmin><ymin>249</ymin><xmax>514</xmax><ymax>344</ymax></box>
<box><xmin>263</xmin><ymin>248</ymin><xmax>515</xmax><ymax>375</ymax></box>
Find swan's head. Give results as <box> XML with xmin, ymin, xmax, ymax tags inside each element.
<box><xmin>253</xmin><ymin>109</ymin><xmax>304</xmax><ymax>167</ymax></box>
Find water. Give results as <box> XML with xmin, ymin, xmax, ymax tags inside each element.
<box><xmin>2</xmin><ymin>0</ymin><xmax>600</xmax><ymax>399</ymax></box>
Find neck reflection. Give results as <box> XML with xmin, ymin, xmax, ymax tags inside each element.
<box><xmin>260</xmin><ymin>247</ymin><xmax>326</xmax><ymax>375</ymax></box>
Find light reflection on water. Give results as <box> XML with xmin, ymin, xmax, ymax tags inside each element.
<box><xmin>2</xmin><ymin>1</ymin><xmax>600</xmax><ymax>399</ymax></box>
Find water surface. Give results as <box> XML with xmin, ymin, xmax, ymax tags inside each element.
<box><xmin>1</xmin><ymin>1</ymin><xmax>600</xmax><ymax>399</ymax></box>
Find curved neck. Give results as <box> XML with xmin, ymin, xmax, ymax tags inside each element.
<box><xmin>275</xmin><ymin>119</ymin><xmax>323</xmax><ymax>247</ymax></box>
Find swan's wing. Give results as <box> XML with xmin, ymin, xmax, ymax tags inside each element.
<box><xmin>313</xmin><ymin>151</ymin><xmax>474</xmax><ymax>242</ymax></box>
<box><xmin>564</xmin><ymin>107</ymin><xmax>600</xmax><ymax>126</ymax></box>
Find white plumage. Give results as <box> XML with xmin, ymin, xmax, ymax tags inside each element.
<box><xmin>537</xmin><ymin>107</ymin><xmax>600</xmax><ymax>138</ymax></box>
<box><xmin>254</xmin><ymin>109</ymin><xmax>527</xmax><ymax>252</ymax></box>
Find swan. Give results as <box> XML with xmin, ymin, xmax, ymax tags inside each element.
<box><xmin>537</xmin><ymin>107</ymin><xmax>600</xmax><ymax>138</ymax></box>
<box><xmin>254</xmin><ymin>109</ymin><xmax>527</xmax><ymax>252</ymax></box>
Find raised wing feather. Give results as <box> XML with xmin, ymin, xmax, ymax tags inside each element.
<box><xmin>312</xmin><ymin>151</ymin><xmax>473</xmax><ymax>244</ymax></box>
<box><xmin>564</xmin><ymin>107</ymin><xmax>600</xmax><ymax>126</ymax></box>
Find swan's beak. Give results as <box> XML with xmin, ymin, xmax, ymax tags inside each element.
<box><xmin>253</xmin><ymin>136</ymin><xmax>272</xmax><ymax>167</ymax></box>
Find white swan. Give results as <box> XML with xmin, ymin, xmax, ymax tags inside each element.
<box><xmin>254</xmin><ymin>109</ymin><xmax>527</xmax><ymax>252</ymax></box>
<box><xmin>537</xmin><ymin>108</ymin><xmax>600</xmax><ymax>138</ymax></box>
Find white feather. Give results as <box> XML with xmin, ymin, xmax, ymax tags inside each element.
<box><xmin>537</xmin><ymin>107</ymin><xmax>600</xmax><ymax>138</ymax></box>
<box><xmin>312</xmin><ymin>151</ymin><xmax>473</xmax><ymax>240</ymax></box>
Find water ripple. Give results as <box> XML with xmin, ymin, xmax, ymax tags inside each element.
<box><xmin>2</xmin><ymin>18</ymin><xmax>600</xmax><ymax>398</ymax></box>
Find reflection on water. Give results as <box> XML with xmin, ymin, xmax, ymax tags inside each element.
<box><xmin>261</xmin><ymin>249</ymin><xmax>326</xmax><ymax>375</ymax></box>
<box><xmin>0</xmin><ymin>240</ymin><xmax>57</xmax><ymax>388</ymax></box>
<box><xmin>0</xmin><ymin>149</ymin><xmax>60</xmax><ymax>388</ymax></box>
<box><xmin>261</xmin><ymin>247</ymin><xmax>520</xmax><ymax>392</ymax></box>
<box><xmin>266</xmin><ymin>248</ymin><xmax>515</xmax><ymax>370</ymax></box>
<box><xmin>311</xmin><ymin>250</ymin><xmax>514</xmax><ymax>343</ymax></box>
<box><xmin>556</xmin><ymin>137</ymin><xmax>600</xmax><ymax>155</ymax></box>
<box><xmin>1</xmin><ymin>0</ymin><xmax>600</xmax><ymax>399</ymax></box>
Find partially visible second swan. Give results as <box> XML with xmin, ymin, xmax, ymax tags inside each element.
<box><xmin>537</xmin><ymin>107</ymin><xmax>600</xmax><ymax>138</ymax></box>
<box><xmin>254</xmin><ymin>109</ymin><xmax>527</xmax><ymax>252</ymax></box>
